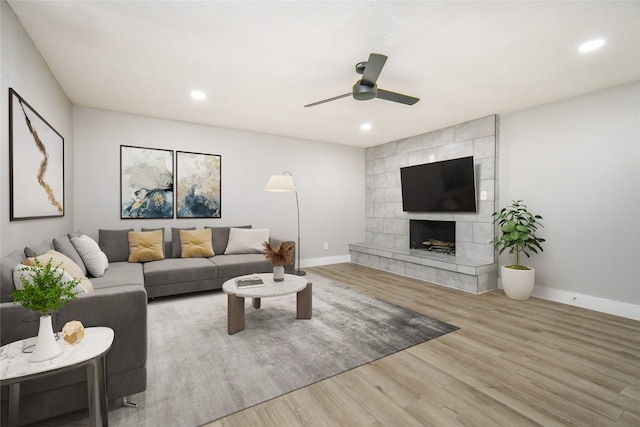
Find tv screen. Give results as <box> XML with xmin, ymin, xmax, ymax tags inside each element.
<box><xmin>400</xmin><ymin>156</ymin><xmax>477</xmax><ymax>212</ymax></box>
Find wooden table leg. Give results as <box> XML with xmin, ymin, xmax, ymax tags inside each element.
<box><xmin>227</xmin><ymin>293</ymin><xmax>245</xmax><ymax>335</ymax></box>
<box><xmin>297</xmin><ymin>282</ymin><xmax>312</xmax><ymax>319</ymax></box>
<box><xmin>252</xmin><ymin>298</ymin><xmax>261</xmax><ymax>309</ymax></box>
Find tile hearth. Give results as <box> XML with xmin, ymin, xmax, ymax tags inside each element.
<box><xmin>349</xmin><ymin>242</ymin><xmax>497</xmax><ymax>294</ymax></box>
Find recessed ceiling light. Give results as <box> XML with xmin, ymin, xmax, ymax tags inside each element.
<box><xmin>578</xmin><ymin>39</ymin><xmax>605</xmax><ymax>52</ymax></box>
<box><xmin>190</xmin><ymin>90</ymin><xmax>206</xmax><ymax>100</ymax></box>
<box><xmin>360</xmin><ymin>123</ymin><xmax>372</xmax><ymax>131</ymax></box>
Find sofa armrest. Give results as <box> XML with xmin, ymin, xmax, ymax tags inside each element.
<box><xmin>0</xmin><ymin>285</ymin><xmax>147</xmax><ymax>374</ymax></box>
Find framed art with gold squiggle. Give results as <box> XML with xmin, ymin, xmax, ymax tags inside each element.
<box><xmin>9</xmin><ymin>88</ymin><xmax>65</xmax><ymax>220</ymax></box>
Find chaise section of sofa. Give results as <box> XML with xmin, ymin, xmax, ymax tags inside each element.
<box><xmin>0</xmin><ymin>236</ymin><xmax>147</xmax><ymax>426</ymax></box>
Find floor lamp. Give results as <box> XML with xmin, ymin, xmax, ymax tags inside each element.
<box><xmin>265</xmin><ymin>171</ymin><xmax>306</xmax><ymax>276</ymax></box>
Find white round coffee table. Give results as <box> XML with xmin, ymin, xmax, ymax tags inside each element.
<box><xmin>222</xmin><ymin>273</ymin><xmax>312</xmax><ymax>334</ymax></box>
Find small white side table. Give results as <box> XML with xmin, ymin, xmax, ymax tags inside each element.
<box><xmin>0</xmin><ymin>326</ymin><xmax>114</xmax><ymax>427</ymax></box>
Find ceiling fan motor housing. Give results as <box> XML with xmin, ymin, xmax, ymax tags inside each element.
<box><xmin>353</xmin><ymin>81</ymin><xmax>377</xmax><ymax>100</ymax></box>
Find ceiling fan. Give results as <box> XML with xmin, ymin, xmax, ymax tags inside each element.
<box><xmin>304</xmin><ymin>53</ymin><xmax>420</xmax><ymax>108</ymax></box>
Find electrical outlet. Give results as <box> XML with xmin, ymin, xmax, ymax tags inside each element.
<box><xmin>429</xmin><ymin>154</ymin><xmax>435</xmax><ymax>162</ymax></box>
<box><xmin>480</xmin><ymin>191</ymin><xmax>487</xmax><ymax>200</ymax></box>
<box><xmin>324</xmin><ymin>243</ymin><xmax>329</xmax><ymax>250</ymax></box>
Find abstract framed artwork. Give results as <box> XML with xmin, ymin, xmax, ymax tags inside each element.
<box><xmin>120</xmin><ymin>145</ymin><xmax>174</xmax><ymax>219</ymax></box>
<box><xmin>176</xmin><ymin>151</ymin><xmax>221</xmax><ymax>218</ymax></box>
<box><xmin>9</xmin><ymin>88</ymin><xmax>65</xmax><ymax>220</ymax></box>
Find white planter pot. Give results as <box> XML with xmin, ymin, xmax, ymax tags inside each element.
<box><xmin>501</xmin><ymin>266</ymin><xmax>535</xmax><ymax>300</ymax></box>
<box><xmin>30</xmin><ymin>315</ymin><xmax>62</xmax><ymax>362</ymax></box>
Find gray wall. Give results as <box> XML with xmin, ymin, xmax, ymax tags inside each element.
<box><xmin>1</xmin><ymin>1</ymin><xmax>75</xmax><ymax>255</ymax></box>
<box><xmin>73</xmin><ymin>107</ymin><xmax>365</xmax><ymax>266</ymax></box>
<box><xmin>365</xmin><ymin>115</ymin><xmax>497</xmax><ymax>263</ymax></box>
<box><xmin>500</xmin><ymin>82</ymin><xmax>639</xmax><ymax>312</ymax></box>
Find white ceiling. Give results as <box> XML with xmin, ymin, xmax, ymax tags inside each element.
<box><xmin>8</xmin><ymin>1</ymin><xmax>640</xmax><ymax>148</ymax></box>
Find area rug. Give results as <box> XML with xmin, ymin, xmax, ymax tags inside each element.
<box><xmin>97</xmin><ymin>273</ymin><xmax>457</xmax><ymax>426</ymax></box>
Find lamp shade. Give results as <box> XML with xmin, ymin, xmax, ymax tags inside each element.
<box><xmin>265</xmin><ymin>175</ymin><xmax>296</xmax><ymax>192</ymax></box>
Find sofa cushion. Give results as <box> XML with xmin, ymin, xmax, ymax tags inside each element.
<box><xmin>128</xmin><ymin>230</ymin><xmax>165</xmax><ymax>263</ymax></box>
<box><xmin>180</xmin><ymin>229</ymin><xmax>214</xmax><ymax>258</ymax></box>
<box><xmin>24</xmin><ymin>250</ymin><xmax>94</xmax><ymax>293</ymax></box>
<box><xmin>1</xmin><ymin>250</ymin><xmax>26</xmax><ymax>302</ymax></box>
<box><xmin>99</xmin><ymin>229</ymin><xmax>134</xmax><ymax>263</ymax></box>
<box><xmin>24</xmin><ymin>240</ymin><xmax>53</xmax><ymax>257</ymax></box>
<box><xmin>171</xmin><ymin>227</ymin><xmax>196</xmax><ymax>258</ymax></box>
<box><xmin>224</xmin><ymin>228</ymin><xmax>269</xmax><ymax>254</ymax></box>
<box><xmin>71</xmin><ymin>235</ymin><xmax>109</xmax><ymax>278</ymax></box>
<box><xmin>143</xmin><ymin>258</ymin><xmax>218</xmax><ymax>287</ymax></box>
<box><xmin>210</xmin><ymin>254</ymin><xmax>272</xmax><ymax>278</ymax></box>
<box><xmin>53</xmin><ymin>235</ymin><xmax>88</xmax><ymax>276</ymax></box>
<box><xmin>205</xmin><ymin>225</ymin><xmax>251</xmax><ymax>256</ymax></box>
<box><xmin>88</xmin><ymin>261</ymin><xmax>145</xmax><ymax>290</ymax></box>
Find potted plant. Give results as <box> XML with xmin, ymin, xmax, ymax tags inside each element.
<box><xmin>11</xmin><ymin>258</ymin><xmax>79</xmax><ymax>361</ymax></box>
<box><xmin>263</xmin><ymin>241</ymin><xmax>295</xmax><ymax>282</ymax></box>
<box><xmin>490</xmin><ymin>200</ymin><xmax>545</xmax><ymax>300</ymax></box>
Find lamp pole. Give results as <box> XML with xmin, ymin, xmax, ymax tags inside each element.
<box><xmin>265</xmin><ymin>171</ymin><xmax>305</xmax><ymax>276</ymax></box>
<box><xmin>292</xmin><ymin>182</ymin><xmax>304</xmax><ymax>276</ymax></box>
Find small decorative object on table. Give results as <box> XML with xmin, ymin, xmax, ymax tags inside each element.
<box><xmin>263</xmin><ymin>241</ymin><xmax>295</xmax><ymax>282</ymax></box>
<box><xmin>236</xmin><ymin>276</ymin><xmax>264</xmax><ymax>288</ymax></box>
<box><xmin>62</xmin><ymin>320</ymin><xmax>85</xmax><ymax>344</ymax></box>
<box><xmin>10</xmin><ymin>258</ymin><xmax>79</xmax><ymax>362</ymax></box>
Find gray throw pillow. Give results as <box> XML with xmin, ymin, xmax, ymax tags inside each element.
<box><xmin>24</xmin><ymin>240</ymin><xmax>54</xmax><ymax>258</ymax></box>
<box><xmin>171</xmin><ymin>227</ymin><xmax>195</xmax><ymax>258</ymax></box>
<box><xmin>99</xmin><ymin>229</ymin><xmax>134</xmax><ymax>263</ymax></box>
<box><xmin>53</xmin><ymin>235</ymin><xmax>88</xmax><ymax>276</ymax></box>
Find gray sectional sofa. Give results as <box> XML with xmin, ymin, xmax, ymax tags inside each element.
<box><xmin>0</xmin><ymin>225</ymin><xmax>294</xmax><ymax>426</ymax></box>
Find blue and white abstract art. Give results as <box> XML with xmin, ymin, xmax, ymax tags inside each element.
<box><xmin>176</xmin><ymin>151</ymin><xmax>221</xmax><ymax>218</ymax></box>
<box><xmin>120</xmin><ymin>145</ymin><xmax>174</xmax><ymax>219</ymax></box>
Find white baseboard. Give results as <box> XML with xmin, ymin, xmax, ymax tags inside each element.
<box><xmin>530</xmin><ymin>285</ymin><xmax>640</xmax><ymax>321</ymax></box>
<box><xmin>300</xmin><ymin>255</ymin><xmax>351</xmax><ymax>269</ymax></box>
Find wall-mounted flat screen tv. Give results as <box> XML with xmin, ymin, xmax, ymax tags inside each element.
<box><xmin>400</xmin><ymin>156</ymin><xmax>477</xmax><ymax>212</ymax></box>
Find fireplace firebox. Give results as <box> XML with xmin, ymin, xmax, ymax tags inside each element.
<box><xmin>410</xmin><ymin>220</ymin><xmax>456</xmax><ymax>255</ymax></box>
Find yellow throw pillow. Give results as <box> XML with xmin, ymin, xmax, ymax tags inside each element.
<box><xmin>180</xmin><ymin>229</ymin><xmax>215</xmax><ymax>258</ymax></box>
<box><xmin>24</xmin><ymin>250</ymin><xmax>94</xmax><ymax>293</ymax></box>
<box><xmin>128</xmin><ymin>230</ymin><xmax>165</xmax><ymax>263</ymax></box>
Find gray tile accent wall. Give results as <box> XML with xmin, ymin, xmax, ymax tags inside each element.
<box><xmin>354</xmin><ymin>115</ymin><xmax>499</xmax><ymax>293</ymax></box>
<box><xmin>365</xmin><ymin>115</ymin><xmax>498</xmax><ymax>263</ymax></box>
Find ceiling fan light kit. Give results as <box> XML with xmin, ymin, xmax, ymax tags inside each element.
<box><xmin>304</xmin><ymin>53</ymin><xmax>420</xmax><ymax>107</ymax></box>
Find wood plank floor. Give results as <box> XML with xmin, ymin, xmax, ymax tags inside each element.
<box><xmin>205</xmin><ymin>263</ymin><xmax>640</xmax><ymax>427</ymax></box>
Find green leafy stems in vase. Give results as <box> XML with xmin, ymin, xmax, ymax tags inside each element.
<box><xmin>11</xmin><ymin>258</ymin><xmax>79</xmax><ymax>316</ymax></box>
<box><xmin>11</xmin><ymin>257</ymin><xmax>80</xmax><ymax>362</ymax></box>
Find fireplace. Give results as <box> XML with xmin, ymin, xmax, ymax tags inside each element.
<box><xmin>410</xmin><ymin>220</ymin><xmax>456</xmax><ymax>255</ymax></box>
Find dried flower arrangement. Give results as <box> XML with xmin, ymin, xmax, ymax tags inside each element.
<box><xmin>263</xmin><ymin>241</ymin><xmax>295</xmax><ymax>266</ymax></box>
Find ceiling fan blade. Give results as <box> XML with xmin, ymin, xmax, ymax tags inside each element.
<box><xmin>304</xmin><ymin>93</ymin><xmax>351</xmax><ymax>108</ymax></box>
<box><xmin>376</xmin><ymin>89</ymin><xmax>420</xmax><ymax>105</ymax></box>
<box><xmin>361</xmin><ymin>53</ymin><xmax>387</xmax><ymax>86</ymax></box>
